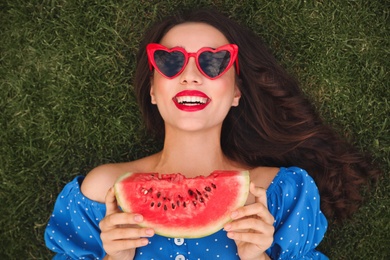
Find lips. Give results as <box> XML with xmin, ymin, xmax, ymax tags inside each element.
<box><xmin>173</xmin><ymin>90</ymin><xmax>211</xmax><ymax>112</ymax></box>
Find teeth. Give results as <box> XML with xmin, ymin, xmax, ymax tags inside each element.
<box><xmin>177</xmin><ymin>96</ymin><xmax>208</xmax><ymax>105</ymax></box>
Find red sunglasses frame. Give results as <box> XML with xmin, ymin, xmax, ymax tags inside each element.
<box><xmin>146</xmin><ymin>43</ymin><xmax>239</xmax><ymax>79</ymax></box>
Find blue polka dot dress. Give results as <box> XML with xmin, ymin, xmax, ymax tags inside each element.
<box><xmin>45</xmin><ymin>167</ymin><xmax>329</xmax><ymax>259</ymax></box>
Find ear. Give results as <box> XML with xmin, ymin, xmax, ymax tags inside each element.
<box><xmin>150</xmin><ymin>78</ymin><xmax>157</xmax><ymax>104</ymax></box>
<box><xmin>231</xmin><ymin>83</ymin><xmax>241</xmax><ymax>107</ymax></box>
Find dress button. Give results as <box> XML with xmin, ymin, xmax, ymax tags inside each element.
<box><xmin>174</xmin><ymin>238</ymin><xmax>184</xmax><ymax>246</ymax></box>
<box><xmin>175</xmin><ymin>254</ymin><xmax>185</xmax><ymax>260</ymax></box>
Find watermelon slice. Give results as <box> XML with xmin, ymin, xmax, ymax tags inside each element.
<box><xmin>114</xmin><ymin>170</ymin><xmax>250</xmax><ymax>238</ymax></box>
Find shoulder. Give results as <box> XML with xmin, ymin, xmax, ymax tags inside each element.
<box><xmin>266</xmin><ymin>167</ymin><xmax>323</xmax><ymax>221</ymax></box>
<box><xmin>267</xmin><ymin>166</ymin><xmax>318</xmax><ymax>195</ymax></box>
<box><xmin>81</xmin><ymin>154</ymin><xmax>160</xmax><ymax>203</ymax></box>
<box><xmin>80</xmin><ymin>163</ymin><xmax>128</xmax><ymax>203</ymax></box>
<box><xmin>245</xmin><ymin>166</ymin><xmax>279</xmax><ymax>205</ymax></box>
<box><xmin>250</xmin><ymin>166</ymin><xmax>280</xmax><ymax>189</ymax></box>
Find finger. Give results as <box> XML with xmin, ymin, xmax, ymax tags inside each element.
<box><xmin>231</xmin><ymin>203</ymin><xmax>274</xmax><ymax>225</ymax></box>
<box><xmin>105</xmin><ymin>187</ymin><xmax>121</xmax><ymax>215</ymax></box>
<box><xmin>226</xmin><ymin>231</ymin><xmax>273</xmax><ymax>251</ymax></box>
<box><xmin>224</xmin><ymin>217</ymin><xmax>274</xmax><ymax>234</ymax></box>
<box><xmin>101</xmin><ymin>226</ymin><xmax>154</xmax><ymax>241</ymax></box>
<box><xmin>250</xmin><ymin>182</ymin><xmax>267</xmax><ymax>208</ymax></box>
<box><xmin>99</xmin><ymin>212</ymin><xmax>144</xmax><ymax>231</ymax></box>
<box><xmin>104</xmin><ymin>237</ymin><xmax>150</xmax><ymax>254</ymax></box>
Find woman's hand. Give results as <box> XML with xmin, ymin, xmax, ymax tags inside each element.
<box><xmin>224</xmin><ymin>183</ymin><xmax>274</xmax><ymax>260</ymax></box>
<box><xmin>100</xmin><ymin>187</ymin><xmax>154</xmax><ymax>260</ymax></box>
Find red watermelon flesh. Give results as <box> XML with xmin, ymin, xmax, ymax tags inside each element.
<box><xmin>114</xmin><ymin>170</ymin><xmax>250</xmax><ymax>238</ymax></box>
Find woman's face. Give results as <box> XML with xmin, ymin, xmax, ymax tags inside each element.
<box><xmin>150</xmin><ymin>22</ymin><xmax>241</xmax><ymax>133</ymax></box>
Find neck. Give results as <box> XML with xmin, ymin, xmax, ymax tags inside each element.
<box><xmin>153</xmin><ymin>127</ymin><xmax>238</xmax><ymax>177</ymax></box>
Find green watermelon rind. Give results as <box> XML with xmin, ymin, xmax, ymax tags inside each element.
<box><xmin>114</xmin><ymin>170</ymin><xmax>250</xmax><ymax>238</ymax></box>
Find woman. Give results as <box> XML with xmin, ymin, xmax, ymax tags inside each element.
<box><xmin>45</xmin><ymin>9</ymin><xmax>380</xmax><ymax>260</ymax></box>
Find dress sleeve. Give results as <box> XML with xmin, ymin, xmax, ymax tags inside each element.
<box><xmin>44</xmin><ymin>176</ymin><xmax>107</xmax><ymax>259</ymax></box>
<box><xmin>265</xmin><ymin>167</ymin><xmax>329</xmax><ymax>260</ymax></box>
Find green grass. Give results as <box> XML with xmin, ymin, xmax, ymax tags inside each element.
<box><xmin>1</xmin><ymin>0</ymin><xmax>388</xmax><ymax>259</ymax></box>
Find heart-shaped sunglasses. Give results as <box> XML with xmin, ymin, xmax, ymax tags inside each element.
<box><xmin>146</xmin><ymin>43</ymin><xmax>239</xmax><ymax>79</ymax></box>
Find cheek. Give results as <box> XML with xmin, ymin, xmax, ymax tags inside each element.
<box><xmin>151</xmin><ymin>74</ymin><xmax>172</xmax><ymax>102</ymax></box>
<box><xmin>215</xmin><ymin>73</ymin><xmax>238</xmax><ymax>98</ymax></box>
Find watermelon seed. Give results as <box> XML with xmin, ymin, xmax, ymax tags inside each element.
<box><xmin>176</xmin><ymin>201</ymin><xmax>180</xmax><ymax>207</ymax></box>
<box><xmin>150</xmin><ymin>202</ymin><xmax>155</xmax><ymax>207</ymax></box>
<box><xmin>156</xmin><ymin>192</ymin><xmax>161</xmax><ymax>198</ymax></box>
<box><xmin>157</xmin><ymin>202</ymin><xmax>161</xmax><ymax>207</ymax></box>
<box><xmin>199</xmin><ymin>197</ymin><xmax>205</xmax><ymax>203</ymax></box>
<box><xmin>211</xmin><ymin>183</ymin><xmax>217</xmax><ymax>189</ymax></box>
<box><xmin>193</xmin><ymin>201</ymin><xmax>197</xmax><ymax>206</ymax></box>
<box><xmin>164</xmin><ymin>205</ymin><xmax>168</xmax><ymax>211</ymax></box>
<box><xmin>183</xmin><ymin>202</ymin><xmax>187</xmax><ymax>208</ymax></box>
<box><xmin>204</xmin><ymin>186</ymin><xmax>211</xmax><ymax>192</ymax></box>
<box><xmin>172</xmin><ymin>203</ymin><xmax>176</xmax><ymax>209</ymax></box>
<box><xmin>189</xmin><ymin>189</ymin><xmax>198</xmax><ymax>200</ymax></box>
<box><xmin>196</xmin><ymin>189</ymin><xmax>202</xmax><ymax>195</ymax></box>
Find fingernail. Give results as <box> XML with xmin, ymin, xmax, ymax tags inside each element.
<box><xmin>231</xmin><ymin>211</ymin><xmax>238</xmax><ymax>219</ymax></box>
<box><xmin>145</xmin><ymin>229</ymin><xmax>154</xmax><ymax>236</ymax></box>
<box><xmin>141</xmin><ymin>238</ymin><xmax>149</xmax><ymax>246</ymax></box>
<box><xmin>227</xmin><ymin>232</ymin><xmax>234</xmax><ymax>239</ymax></box>
<box><xmin>134</xmin><ymin>215</ymin><xmax>143</xmax><ymax>222</ymax></box>
<box><xmin>224</xmin><ymin>224</ymin><xmax>231</xmax><ymax>231</ymax></box>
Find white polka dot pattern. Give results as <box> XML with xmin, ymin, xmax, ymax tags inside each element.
<box><xmin>44</xmin><ymin>167</ymin><xmax>329</xmax><ymax>259</ymax></box>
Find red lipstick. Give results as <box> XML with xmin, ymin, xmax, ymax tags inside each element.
<box><xmin>173</xmin><ymin>90</ymin><xmax>211</xmax><ymax>112</ymax></box>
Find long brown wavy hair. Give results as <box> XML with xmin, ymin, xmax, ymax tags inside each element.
<box><xmin>134</xmin><ymin>9</ymin><xmax>381</xmax><ymax>222</ymax></box>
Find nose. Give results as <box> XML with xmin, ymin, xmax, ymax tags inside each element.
<box><xmin>179</xmin><ymin>57</ymin><xmax>203</xmax><ymax>85</ymax></box>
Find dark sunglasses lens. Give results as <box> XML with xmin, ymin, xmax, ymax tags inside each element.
<box><xmin>199</xmin><ymin>51</ymin><xmax>231</xmax><ymax>78</ymax></box>
<box><xmin>154</xmin><ymin>50</ymin><xmax>185</xmax><ymax>77</ymax></box>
